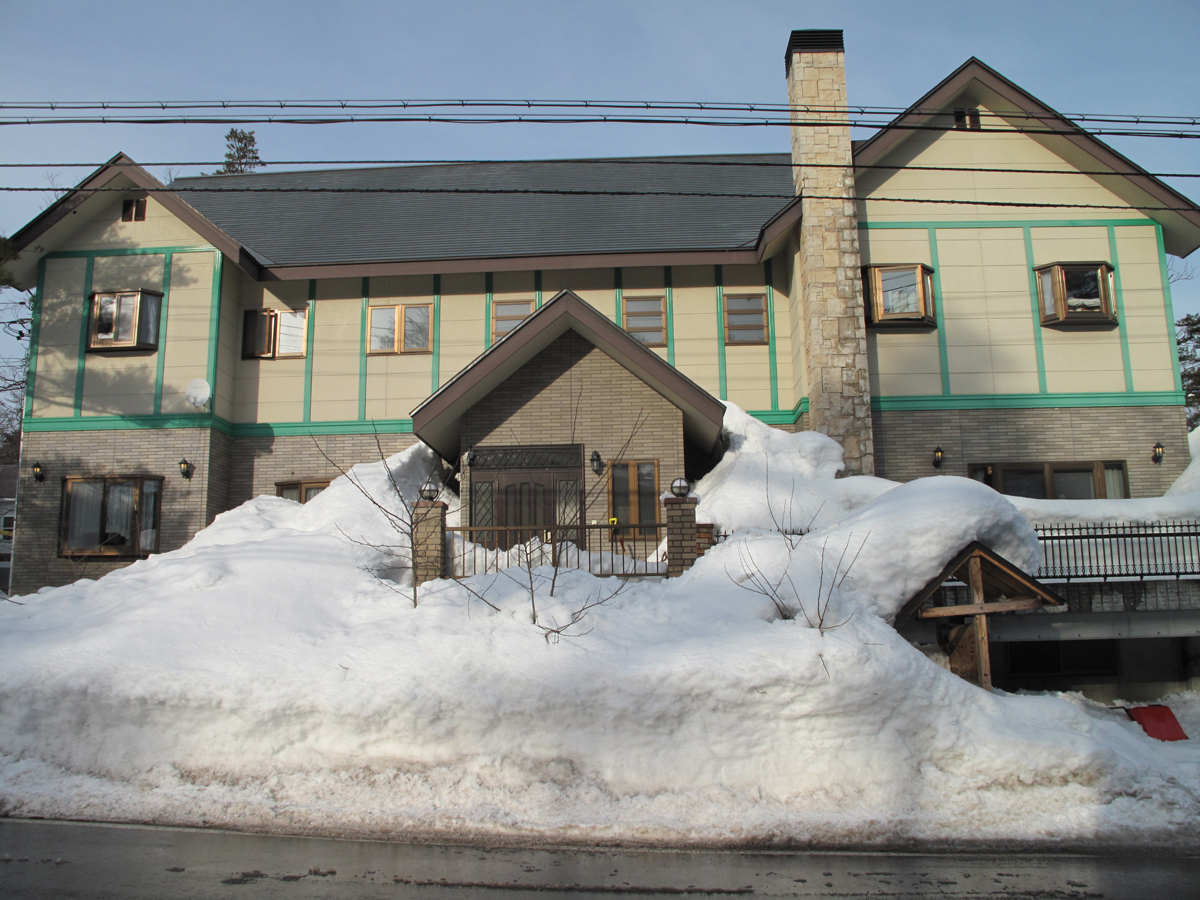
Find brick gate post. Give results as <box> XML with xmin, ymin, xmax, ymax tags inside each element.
<box><xmin>412</xmin><ymin>500</ymin><xmax>448</xmax><ymax>586</ymax></box>
<box><xmin>664</xmin><ymin>494</ymin><xmax>699</xmax><ymax>578</ymax></box>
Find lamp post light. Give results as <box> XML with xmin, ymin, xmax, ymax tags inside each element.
<box><xmin>419</xmin><ymin>480</ymin><xmax>440</xmax><ymax>502</ymax></box>
<box><xmin>670</xmin><ymin>477</ymin><xmax>690</xmax><ymax>497</ymax></box>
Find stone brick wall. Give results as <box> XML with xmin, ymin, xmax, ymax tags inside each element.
<box><xmin>872</xmin><ymin>405</ymin><xmax>1188</xmax><ymax>497</ymax></box>
<box><xmin>786</xmin><ymin>44</ymin><xmax>874</xmax><ymax>475</ymax></box>
<box><xmin>460</xmin><ymin>331</ymin><xmax>685</xmax><ymax>528</ymax></box>
<box><xmin>12</xmin><ymin>428</ymin><xmax>217</xmax><ymax>595</ymax></box>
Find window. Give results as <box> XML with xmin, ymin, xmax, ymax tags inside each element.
<box><xmin>242</xmin><ymin>308</ymin><xmax>308</xmax><ymax>359</ymax></box>
<box><xmin>276</xmin><ymin>480</ymin><xmax>330</xmax><ymax>503</ymax></box>
<box><xmin>1</xmin><ymin>515</ymin><xmax>13</xmax><ymax>539</ymax></box>
<box><xmin>121</xmin><ymin>198</ymin><xmax>147</xmax><ymax>222</ymax></box>
<box><xmin>88</xmin><ymin>290</ymin><xmax>162</xmax><ymax>350</ymax></box>
<box><xmin>367</xmin><ymin>304</ymin><xmax>432</xmax><ymax>354</ymax></box>
<box><xmin>1035</xmin><ymin>262</ymin><xmax>1116</xmax><ymax>326</ymax></box>
<box><xmin>493</xmin><ymin>300</ymin><xmax>534</xmax><ymax>342</ymax></box>
<box><xmin>724</xmin><ymin>295</ymin><xmax>768</xmax><ymax>344</ymax></box>
<box><xmin>970</xmin><ymin>461</ymin><xmax>1128</xmax><ymax>500</ymax></box>
<box><xmin>609</xmin><ymin>460</ymin><xmax>658</xmax><ymax>536</ymax></box>
<box><xmin>60</xmin><ymin>476</ymin><xmax>162</xmax><ymax>557</ymax></box>
<box><xmin>863</xmin><ymin>265</ymin><xmax>936</xmax><ymax>326</ymax></box>
<box><xmin>623</xmin><ymin>296</ymin><xmax>666</xmax><ymax>346</ymax></box>
<box><xmin>953</xmin><ymin>108</ymin><xmax>981</xmax><ymax>131</ymax></box>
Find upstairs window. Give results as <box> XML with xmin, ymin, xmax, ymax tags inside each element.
<box><xmin>1035</xmin><ymin>262</ymin><xmax>1116</xmax><ymax>326</ymax></box>
<box><xmin>954</xmin><ymin>108</ymin><xmax>981</xmax><ymax>131</ymax></box>
<box><xmin>60</xmin><ymin>475</ymin><xmax>162</xmax><ymax>557</ymax></box>
<box><xmin>368</xmin><ymin>304</ymin><xmax>432</xmax><ymax>354</ymax></box>
<box><xmin>724</xmin><ymin>295</ymin><xmax>768</xmax><ymax>344</ymax></box>
<box><xmin>242</xmin><ymin>308</ymin><xmax>308</xmax><ymax>359</ymax></box>
<box><xmin>121</xmin><ymin>198</ymin><xmax>147</xmax><ymax>221</ymax></box>
<box><xmin>88</xmin><ymin>290</ymin><xmax>162</xmax><ymax>350</ymax></box>
<box><xmin>863</xmin><ymin>265</ymin><xmax>936</xmax><ymax>327</ymax></box>
<box><xmin>970</xmin><ymin>461</ymin><xmax>1128</xmax><ymax>500</ymax></box>
<box><xmin>623</xmin><ymin>296</ymin><xmax>666</xmax><ymax>347</ymax></box>
<box><xmin>276</xmin><ymin>480</ymin><xmax>329</xmax><ymax>503</ymax></box>
<box><xmin>493</xmin><ymin>300</ymin><xmax>534</xmax><ymax>342</ymax></box>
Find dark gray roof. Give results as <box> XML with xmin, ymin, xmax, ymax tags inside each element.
<box><xmin>169</xmin><ymin>154</ymin><xmax>794</xmax><ymax>267</ymax></box>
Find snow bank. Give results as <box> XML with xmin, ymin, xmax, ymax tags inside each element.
<box><xmin>1165</xmin><ymin>428</ymin><xmax>1200</xmax><ymax>496</ymax></box>
<box><xmin>0</xmin><ymin>411</ymin><xmax>1196</xmax><ymax>849</ymax></box>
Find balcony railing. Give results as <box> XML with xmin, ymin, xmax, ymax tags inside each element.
<box><xmin>446</xmin><ymin>524</ymin><xmax>667</xmax><ymax>578</ymax></box>
<box><xmin>1034</xmin><ymin>521</ymin><xmax>1200</xmax><ymax>580</ymax></box>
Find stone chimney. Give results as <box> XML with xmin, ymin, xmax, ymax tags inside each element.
<box><xmin>785</xmin><ymin>30</ymin><xmax>874</xmax><ymax>475</ymax></box>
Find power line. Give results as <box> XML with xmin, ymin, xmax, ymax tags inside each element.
<box><xmin>2</xmin><ymin>159</ymin><xmax>1198</xmax><ymax>179</ymax></box>
<box><xmin>1</xmin><ymin>113</ymin><xmax>1197</xmax><ymax>139</ymax></box>
<box><xmin>3</xmin><ymin>98</ymin><xmax>1197</xmax><ymax>127</ymax></box>
<box><xmin>3</xmin><ymin>184</ymin><xmax>1197</xmax><ymax>213</ymax></box>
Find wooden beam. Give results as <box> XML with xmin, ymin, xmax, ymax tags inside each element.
<box><xmin>974</xmin><ymin>613</ymin><xmax>992</xmax><ymax>690</ymax></box>
<box><xmin>918</xmin><ymin>597</ymin><xmax>1048</xmax><ymax>618</ymax></box>
<box><xmin>968</xmin><ymin>555</ymin><xmax>984</xmax><ymax>606</ymax></box>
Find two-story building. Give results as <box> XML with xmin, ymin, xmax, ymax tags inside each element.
<box><xmin>5</xmin><ymin>30</ymin><xmax>1199</xmax><ymax>604</ymax></box>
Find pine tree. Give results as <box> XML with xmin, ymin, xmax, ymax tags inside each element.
<box><xmin>213</xmin><ymin>128</ymin><xmax>263</xmax><ymax>175</ymax></box>
<box><xmin>1177</xmin><ymin>313</ymin><xmax>1200</xmax><ymax>430</ymax></box>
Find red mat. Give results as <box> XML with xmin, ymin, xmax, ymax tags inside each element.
<box><xmin>1126</xmin><ymin>705</ymin><xmax>1189</xmax><ymax>742</ymax></box>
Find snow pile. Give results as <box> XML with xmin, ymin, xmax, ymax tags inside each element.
<box><xmin>0</xmin><ymin>408</ymin><xmax>1196</xmax><ymax>848</ymax></box>
<box><xmin>1165</xmin><ymin>428</ymin><xmax>1200</xmax><ymax>496</ymax></box>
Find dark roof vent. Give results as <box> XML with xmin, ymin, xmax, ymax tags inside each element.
<box><xmin>784</xmin><ymin>29</ymin><xmax>845</xmax><ymax>72</ymax></box>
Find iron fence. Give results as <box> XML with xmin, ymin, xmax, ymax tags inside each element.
<box><xmin>1034</xmin><ymin>520</ymin><xmax>1200</xmax><ymax>580</ymax></box>
<box><xmin>446</xmin><ymin>523</ymin><xmax>667</xmax><ymax>578</ymax></box>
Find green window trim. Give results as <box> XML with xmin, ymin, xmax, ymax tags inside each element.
<box><xmin>664</xmin><ymin>265</ymin><xmax>675</xmax><ymax>366</ymax></box>
<box><xmin>614</xmin><ymin>267</ymin><xmax>623</xmax><ymax>327</ymax></box>
<box><xmin>358</xmin><ymin>277</ymin><xmax>370</xmax><ymax>421</ymax></box>
<box><xmin>72</xmin><ymin>256</ymin><xmax>95</xmax><ymax>416</ymax></box>
<box><xmin>926</xmin><ymin>228</ymin><xmax>951</xmax><ymax>396</ymax></box>
<box><xmin>871</xmin><ymin>390</ymin><xmax>1184</xmax><ymax>412</ymax></box>
<box><xmin>1155</xmin><ymin>223</ymin><xmax>1185</xmax><ymax>392</ymax></box>
<box><xmin>21</xmin><ymin>413</ymin><xmax>415</xmax><ymax>437</ymax></box>
<box><xmin>1022</xmin><ymin>227</ymin><xmax>1050</xmax><ymax>394</ymax></box>
<box><xmin>152</xmin><ymin>252</ymin><xmax>174</xmax><ymax>415</ymax></box>
<box><xmin>715</xmin><ymin>265</ymin><xmax>727</xmax><ymax>400</ymax></box>
<box><xmin>483</xmin><ymin>272</ymin><xmax>494</xmax><ymax>349</ymax></box>
<box><xmin>205</xmin><ymin>250</ymin><xmax>224</xmax><ymax>412</ymax></box>
<box><xmin>763</xmin><ymin>258</ymin><xmax>779</xmax><ymax>411</ymax></box>
<box><xmin>431</xmin><ymin>273</ymin><xmax>442</xmax><ymax>394</ymax></box>
<box><xmin>302</xmin><ymin>279</ymin><xmax>316</xmax><ymax>423</ymax></box>
<box><xmin>23</xmin><ymin>258</ymin><xmax>46</xmax><ymax>419</ymax></box>
<box><xmin>1107</xmin><ymin>226</ymin><xmax>1135</xmax><ymax>392</ymax></box>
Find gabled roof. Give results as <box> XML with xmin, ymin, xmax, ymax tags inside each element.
<box><xmin>896</xmin><ymin>540</ymin><xmax>1065</xmax><ymax>622</ymax></box>
<box><xmin>411</xmin><ymin>289</ymin><xmax>727</xmax><ymax>461</ymax></box>
<box><xmin>5</xmin><ymin>154</ymin><xmax>265</xmax><ymax>287</ymax></box>
<box><xmin>854</xmin><ymin>58</ymin><xmax>1200</xmax><ymax>257</ymax></box>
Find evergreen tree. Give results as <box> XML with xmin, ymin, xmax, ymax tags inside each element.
<box><xmin>1177</xmin><ymin>313</ymin><xmax>1200</xmax><ymax>430</ymax></box>
<box><xmin>212</xmin><ymin>128</ymin><xmax>263</xmax><ymax>175</ymax></box>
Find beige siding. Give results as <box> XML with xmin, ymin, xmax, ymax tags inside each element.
<box><xmin>1116</xmin><ymin>226</ymin><xmax>1176</xmax><ymax>392</ymax></box>
<box><xmin>234</xmin><ymin>280</ymin><xmax>307</xmax><ymax>423</ymax></box>
<box><xmin>670</xmin><ymin>265</ymin><xmax>721</xmax><ymax>396</ymax></box>
<box><xmin>31</xmin><ymin>257</ymin><xmax>89</xmax><ymax>417</ymax></box>
<box><xmin>722</xmin><ymin>263</ymin><xmax>773</xmax><ymax>411</ymax></box>
<box><xmin>366</xmin><ymin>274</ymin><xmax>436</xmax><ymax>421</ymax></box>
<box><xmin>63</xmin><ymin>196</ymin><xmax>211</xmax><ymax>251</ymax></box>
<box><xmin>544</xmin><ymin>268</ymin><xmax>616</xmax><ymax>321</ymax></box>
<box><xmin>767</xmin><ymin>251</ymin><xmax>795</xmax><ymax>413</ymax></box>
<box><xmin>436</xmin><ymin>272</ymin><xmax>487</xmax><ymax>393</ymax></box>
<box><xmin>212</xmin><ymin>256</ymin><xmax>243</xmax><ymax>421</ymax></box>
<box><xmin>160</xmin><ymin>251</ymin><xmax>216</xmax><ymax>415</ymax></box>
<box><xmin>310</xmin><ymin>278</ymin><xmax>361</xmax><ymax>422</ymax></box>
<box><xmin>621</xmin><ymin>266</ymin><xmax>667</xmax><ymax>361</ymax></box>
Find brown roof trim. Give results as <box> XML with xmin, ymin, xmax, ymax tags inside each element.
<box><xmin>895</xmin><ymin>539</ymin><xmax>1065</xmax><ymax>623</ymax></box>
<box><xmin>263</xmin><ymin>249</ymin><xmax>763</xmax><ymax>282</ymax></box>
<box><xmin>411</xmin><ymin>289</ymin><xmax>727</xmax><ymax>461</ymax></box>
<box><xmin>755</xmin><ymin>196</ymin><xmax>802</xmax><ymax>262</ymax></box>
<box><xmin>853</xmin><ymin>58</ymin><xmax>1200</xmax><ymax>256</ymax></box>
<box><xmin>8</xmin><ymin>153</ymin><xmax>263</xmax><ymax>279</ymax></box>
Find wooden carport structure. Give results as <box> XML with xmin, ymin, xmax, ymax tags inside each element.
<box><xmin>896</xmin><ymin>542</ymin><xmax>1066</xmax><ymax>689</ymax></box>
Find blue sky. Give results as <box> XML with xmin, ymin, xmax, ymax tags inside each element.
<box><xmin>3</xmin><ymin>0</ymin><xmax>1198</xmax><ymax>341</ymax></box>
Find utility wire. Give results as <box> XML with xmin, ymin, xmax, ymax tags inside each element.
<box><xmin>2</xmin><ymin>113</ymin><xmax>1199</xmax><ymax>139</ymax></box>
<box><xmin>2</xmin><ymin>184</ymin><xmax>1196</xmax><ymax>213</ymax></box>
<box><xmin>3</xmin><ymin>98</ymin><xmax>1197</xmax><ymax>127</ymax></box>
<box><xmin>2</xmin><ymin>159</ymin><xmax>1198</xmax><ymax>179</ymax></box>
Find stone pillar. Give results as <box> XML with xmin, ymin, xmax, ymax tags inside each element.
<box><xmin>412</xmin><ymin>500</ymin><xmax>447</xmax><ymax>586</ymax></box>
<box><xmin>664</xmin><ymin>495</ymin><xmax>698</xmax><ymax>578</ymax></box>
<box><xmin>785</xmin><ymin>29</ymin><xmax>874</xmax><ymax>475</ymax></box>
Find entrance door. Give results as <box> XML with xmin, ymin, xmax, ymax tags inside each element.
<box><xmin>469</xmin><ymin>445</ymin><xmax>583</xmax><ymax>550</ymax></box>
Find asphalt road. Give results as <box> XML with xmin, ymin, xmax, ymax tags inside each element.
<box><xmin>1</xmin><ymin>819</ymin><xmax>1198</xmax><ymax>899</ymax></box>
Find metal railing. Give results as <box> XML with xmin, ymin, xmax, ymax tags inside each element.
<box><xmin>446</xmin><ymin>524</ymin><xmax>667</xmax><ymax>578</ymax></box>
<box><xmin>1035</xmin><ymin>521</ymin><xmax>1200</xmax><ymax>580</ymax></box>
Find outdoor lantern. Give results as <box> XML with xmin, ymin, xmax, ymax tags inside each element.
<box><xmin>178</xmin><ymin>458</ymin><xmax>194</xmax><ymax>480</ymax></box>
<box><xmin>465</xmin><ymin>449</ymin><xmax>475</xmax><ymax>467</ymax></box>
<box><xmin>591</xmin><ymin>450</ymin><xmax>605</xmax><ymax>476</ymax></box>
<box><xmin>1153</xmin><ymin>441</ymin><xmax>1165</xmax><ymax>465</ymax></box>
<box><xmin>419</xmin><ymin>480</ymin><xmax>439</xmax><ymax>501</ymax></box>
<box><xmin>670</xmin><ymin>477</ymin><xmax>690</xmax><ymax>497</ymax></box>
<box><xmin>32</xmin><ymin>461</ymin><xmax>44</xmax><ymax>482</ymax></box>
<box><xmin>932</xmin><ymin>446</ymin><xmax>944</xmax><ymax>469</ymax></box>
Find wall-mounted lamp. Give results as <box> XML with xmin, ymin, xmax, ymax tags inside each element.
<box><xmin>178</xmin><ymin>458</ymin><xmax>194</xmax><ymax>480</ymax></box>
<box><xmin>32</xmin><ymin>461</ymin><xmax>44</xmax><ymax>483</ymax></box>
<box><xmin>670</xmin><ymin>477</ymin><xmax>691</xmax><ymax>497</ymax></box>
<box><xmin>932</xmin><ymin>446</ymin><xmax>944</xmax><ymax>469</ymax></box>
<box><xmin>590</xmin><ymin>450</ymin><xmax>605</xmax><ymax>476</ymax></box>
<box><xmin>419</xmin><ymin>480</ymin><xmax>439</xmax><ymax>502</ymax></box>
<box><xmin>1152</xmin><ymin>441</ymin><xmax>1165</xmax><ymax>465</ymax></box>
<box><xmin>465</xmin><ymin>449</ymin><xmax>475</xmax><ymax>468</ymax></box>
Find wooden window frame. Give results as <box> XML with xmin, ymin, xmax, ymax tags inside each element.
<box><xmin>492</xmin><ymin>299</ymin><xmax>535</xmax><ymax>343</ymax></box>
<box><xmin>623</xmin><ymin>295</ymin><xmax>667</xmax><ymax>347</ymax></box>
<box><xmin>953</xmin><ymin>108</ymin><xmax>981</xmax><ymax>131</ymax></box>
<box><xmin>863</xmin><ymin>265</ymin><xmax>937</xmax><ymax>327</ymax></box>
<box><xmin>276</xmin><ymin>480</ymin><xmax>331</xmax><ymax>504</ymax></box>
<box><xmin>87</xmin><ymin>290</ymin><xmax>162</xmax><ymax>351</ymax></box>
<box><xmin>121</xmin><ymin>198</ymin><xmax>147</xmax><ymax>222</ymax></box>
<box><xmin>607</xmin><ymin>459</ymin><xmax>660</xmax><ymax>536</ymax></box>
<box><xmin>365</xmin><ymin>303</ymin><xmax>433</xmax><ymax>355</ymax></box>
<box><xmin>723</xmin><ymin>294</ymin><xmax>769</xmax><ymax>345</ymax></box>
<box><xmin>59</xmin><ymin>475</ymin><xmax>164</xmax><ymax>558</ymax></box>
<box><xmin>1034</xmin><ymin>262</ymin><xmax>1117</xmax><ymax>326</ymax></box>
<box><xmin>969</xmin><ymin>460</ymin><xmax>1129</xmax><ymax>500</ymax></box>
<box><xmin>242</xmin><ymin>308</ymin><xmax>308</xmax><ymax>360</ymax></box>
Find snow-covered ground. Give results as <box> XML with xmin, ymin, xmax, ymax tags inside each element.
<box><xmin>0</xmin><ymin>407</ymin><xmax>1197</xmax><ymax>849</ymax></box>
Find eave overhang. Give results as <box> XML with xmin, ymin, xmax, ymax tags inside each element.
<box><xmin>411</xmin><ymin>289</ymin><xmax>727</xmax><ymax>462</ymax></box>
